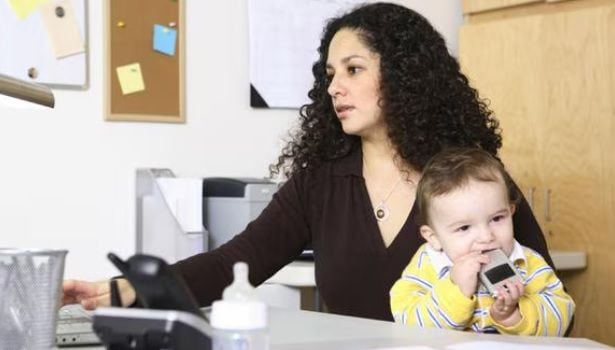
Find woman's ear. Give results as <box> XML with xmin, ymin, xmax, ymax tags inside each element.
<box><xmin>420</xmin><ymin>225</ymin><xmax>442</xmax><ymax>251</ymax></box>
<box><xmin>510</xmin><ymin>203</ymin><xmax>516</xmax><ymax>215</ymax></box>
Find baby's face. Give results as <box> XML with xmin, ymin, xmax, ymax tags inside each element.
<box><xmin>427</xmin><ymin>178</ymin><xmax>515</xmax><ymax>261</ymax></box>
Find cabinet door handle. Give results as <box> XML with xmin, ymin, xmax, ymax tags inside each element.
<box><xmin>528</xmin><ymin>187</ymin><xmax>535</xmax><ymax>209</ymax></box>
<box><xmin>544</xmin><ymin>188</ymin><xmax>552</xmax><ymax>222</ymax></box>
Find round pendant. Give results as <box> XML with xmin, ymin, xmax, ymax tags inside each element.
<box><xmin>374</xmin><ymin>203</ymin><xmax>389</xmax><ymax>222</ymax></box>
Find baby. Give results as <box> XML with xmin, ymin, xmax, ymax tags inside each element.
<box><xmin>390</xmin><ymin>148</ymin><xmax>574</xmax><ymax>335</ymax></box>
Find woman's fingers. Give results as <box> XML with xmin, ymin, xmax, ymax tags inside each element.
<box><xmin>62</xmin><ymin>279</ymin><xmax>110</xmax><ymax>308</ymax></box>
<box><xmin>62</xmin><ymin>280</ymin><xmax>95</xmax><ymax>306</ymax></box>
<box><xmin>63</xmin><ymin>279</ymin><xmax>94</xmax><ymax>296</ymax></box>
<box><xmin>80</xmin><ymin>294</ymin><xmax>111</xmax><ymax>310</ymax></box>
<box><xmin>62</xmin><ymin>278</ymin><xmax>136</xmax><ymax>309</ymax></box>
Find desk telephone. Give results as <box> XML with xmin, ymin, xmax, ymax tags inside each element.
<box><xmin>92</xmin><ymin>253</ymin><xmax>213</xmax><ymax>350</ymax></box>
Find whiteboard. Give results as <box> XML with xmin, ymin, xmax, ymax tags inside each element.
<box><xmin>0</xmin><ymin>0</ymin><xmax>88</xmax><ymax>89</ymax></box>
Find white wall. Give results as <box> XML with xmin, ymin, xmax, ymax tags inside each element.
<box><xmin>0</xmin><ymin>1</ymin><xmax>461</xmax><ymax>280</ymax></box>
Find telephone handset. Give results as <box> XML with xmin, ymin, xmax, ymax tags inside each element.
<box><xmin>107</xmin><ymin>252</ymin><xmax>203</xmax><ymax>317</ymax></box>
<box><xmin>92</xmin><ymin>253</ymin><xmax>212</xmax><ymax>349</ymax></box>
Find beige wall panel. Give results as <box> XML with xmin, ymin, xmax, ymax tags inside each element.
<box><xmin>460</xmin><ymin>2</ymin><xmax>615</xmax><ymax>345</ymax></box>
<box><xmin>462</xmin><ymin>0</ymin><xmax>543</xmax><ymax>15</ymax></box>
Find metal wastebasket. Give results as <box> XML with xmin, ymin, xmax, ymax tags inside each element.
<box><xmin>0</xmin><ymin>249</ymin><xmax>67</xmax><ymax>349</ymax></box>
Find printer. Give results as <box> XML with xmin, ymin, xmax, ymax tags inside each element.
<box><xmin>137</xmin><ymin>171</ymin><xmax>310</xmax><ymax>263</ymax></box>
<box><xmin>136</xmin><ymin>171</ymin><xmax>280</xmax><ymax>262</ymax></box>
<box><xmin>202</xmin><ymin>178</ymin><xmax>278</xmax><ymax>250</ymax></box>
<box><xmin>203</xmin><ymin>177</ymin><xmax>313</xmax><ymax>259</ymax></box>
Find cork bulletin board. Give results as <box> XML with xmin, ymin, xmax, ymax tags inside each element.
<box><xmin>105</xmin><ymin>0</ymin><xmax>184</xmax><ymax>123</ymax></box>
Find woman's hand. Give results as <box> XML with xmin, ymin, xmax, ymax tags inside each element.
<box><xmin>62</xmin><ymin>278</ymin><xmax>136</xmax><ymax>310</ymax></box>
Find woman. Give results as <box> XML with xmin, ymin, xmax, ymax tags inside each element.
<box><xmin>63</xmin><ymin>3</ymin><xmax>551</xmax><ymax>321</ymax></box>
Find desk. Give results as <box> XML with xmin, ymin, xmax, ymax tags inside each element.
<box><xmin>63</xmin><ymin>307</ymin><xmax>608</xmax><ymax>349</ymax></box>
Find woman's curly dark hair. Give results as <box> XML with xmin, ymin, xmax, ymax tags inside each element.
<box><xmin>270</xmin><ymin>2</ymin><xmax>501</xmax><ymax>179</ymax></box>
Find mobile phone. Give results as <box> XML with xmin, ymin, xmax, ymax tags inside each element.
<box><xmin>479</xmin><ymin>249</ymin><xmax>523</xmax><ymax>297</ymax></box>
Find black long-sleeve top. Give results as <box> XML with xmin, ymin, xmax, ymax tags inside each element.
<box><xmin>172</xmin><ymin>147</ymin><xmax>552</xmax><ymax>321</ymax></box>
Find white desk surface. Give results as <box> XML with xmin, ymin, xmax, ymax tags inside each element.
<box><xmin>65</xmin><ymin>307</ymin><xmax>609</xmax><ymax>350</ymax></box>
<box><xmin>267</xmin><ymin>250</ymin><xmax>587</xmax><ymax>287</ymax></box>
<box><xmin>268</xmin><ymin>308</ymin><xmax>608</xmax><ymax>350</ymax></box>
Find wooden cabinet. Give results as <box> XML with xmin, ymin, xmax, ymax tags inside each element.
<box><xmin>459</xmin><ymin>0</ymin><xmax>615</xmax><ymax>344</ymax></box>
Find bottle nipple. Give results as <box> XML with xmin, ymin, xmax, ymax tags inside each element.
<box><xmin>222</xmin><ymin>262</ymin><xmax>259</xmax><ymax>301</ymax></box>
<box><xmin>210</xmin><ymin>261</ymin><xmax>268</xmax><ymax>331</ymax></box>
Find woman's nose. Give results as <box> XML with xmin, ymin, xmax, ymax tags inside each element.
<box><xmin>327</xmin><ymin>75</ymin><xmax>345</xmax><ymax>97</ymax></box>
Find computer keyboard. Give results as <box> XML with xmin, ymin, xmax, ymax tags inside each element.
<box><xmin>56</xmin><ymin>305</ymin><xmax>101</xmax><ymax>346</ymax></box>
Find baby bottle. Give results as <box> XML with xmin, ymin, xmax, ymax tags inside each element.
<box><xmin>210</xmin><ymin>262</ymin><xmax>268</xmax><ymax>350</ymax></box>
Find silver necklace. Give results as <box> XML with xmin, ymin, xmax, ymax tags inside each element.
<box><xmin>373</xmin><ymin>177</ymin><xmax>403</xmax><ymax>222</ymax></box>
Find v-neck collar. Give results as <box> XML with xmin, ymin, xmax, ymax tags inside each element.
<box><xmin>339</xmin><ymin>147</ymin><xmax>417</xmax><ymax>255</ymax></box>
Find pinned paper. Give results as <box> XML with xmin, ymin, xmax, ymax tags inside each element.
<box><xmin>6</xmin><ymin>0</ymin><xmax>47</xmax><ymax>20</ymax></box>
<box><xmin>153</xmin><ymin>24</ymin><xmax>177</xmax><ymax>56</ymax></box>
<box><xmin>39</xmin><ymin>0</ymin><xmax>84</xmax><ymax>58</ymax></box>
<box><xmin>116</xmin><ymin>63</ymin><xmax>145</xmax><ymax>95</ymax></box>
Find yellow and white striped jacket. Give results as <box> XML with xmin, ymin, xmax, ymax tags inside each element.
<box><xmin>390</xmin><ymin>242</ymin><xmax>575</xmax><ymax>336</ymax></box>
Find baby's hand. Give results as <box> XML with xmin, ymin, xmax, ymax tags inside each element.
<box><xmin>450</xmin><ymin>251</ymin><xmax>490</xmax><ymax>298</ymax></box>
<box><xmin>490</xmin><ymin>279</ymin><xmax>525</xmax><ymax>326</ymax></box>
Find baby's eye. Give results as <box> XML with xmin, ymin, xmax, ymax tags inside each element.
<box><xmin>455</xmin><ymin>225</ymin><xmax>470</xmax><ymax>232</ymax></box>
<box><xmin>492</xmin><ymin>214</ymin><xmax>505</xmax><ymax>222</ymax></box>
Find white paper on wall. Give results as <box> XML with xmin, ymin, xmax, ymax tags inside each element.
<box><xmin>248</xmin><ymin>0</ymin><xmax>360</xmax><ymax>109</ymax></box>
<box><xmin>39</xmin><ymin>0</ymin><xmax>85</xmax><ymax>59</ymax></box>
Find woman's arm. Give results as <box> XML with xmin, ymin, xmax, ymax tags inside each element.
<box><xmin>62</xmin><ymin>173</ymin><xmax>313</xmax><ymax>310</ymax></box>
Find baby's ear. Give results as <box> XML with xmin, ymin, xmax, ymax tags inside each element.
<box><xmin>420</xmin><ymin>225</ymin><xmax>442</xmax><ymax>251</ymax></box>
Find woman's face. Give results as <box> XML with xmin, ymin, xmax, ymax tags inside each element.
<box><xmin>326</xmin><ymin>29</ymin><xmax>385</xmax><ymax>139</ymax></box>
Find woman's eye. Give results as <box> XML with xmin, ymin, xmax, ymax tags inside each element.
<box><xmin>348</xmin><ymin>66</ymin><xmax>362</xmax><ymax>75</ymax></box>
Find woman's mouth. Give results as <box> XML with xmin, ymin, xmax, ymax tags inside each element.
<box><xmin>335</xmin><ymin>105</ymin><xmax>354</xmax><ymax>118</ymax></box>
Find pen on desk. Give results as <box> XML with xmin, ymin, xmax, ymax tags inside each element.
<box><xmin>110</xmin><ymin>279</ymin><xmax>122</xmax><ymax>307</ymax></box>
